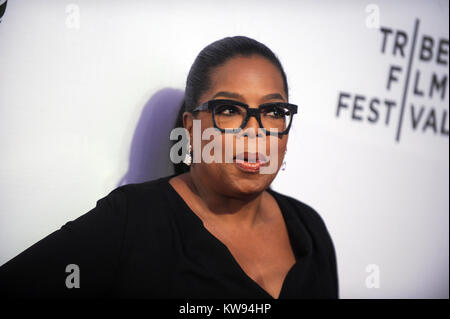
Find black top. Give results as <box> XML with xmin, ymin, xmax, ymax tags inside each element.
<box><xmin>0</xmin><ymin>174</ymin><xmax>339</xmax><ymax>299</ymax></box>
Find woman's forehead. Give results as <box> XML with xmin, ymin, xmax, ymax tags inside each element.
<box><xmin>206</xmin><ymin>58</ymin><xmax>286</xmax><ymax>102</ymax></box>
<box><xmin>211</xmin><ymin>91</ymin><xmax>286</xmax><ymax>103</ymax></box>
<box><xmin>211</xmin><ymin>56</ymin><xmax>282</xmax><ymax>83</ymax></box>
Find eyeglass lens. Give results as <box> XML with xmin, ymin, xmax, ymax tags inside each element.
<box><xmin>213</xmin><ymin>101</ymin><xmax>292</xmax><ymax>133</ymax></box>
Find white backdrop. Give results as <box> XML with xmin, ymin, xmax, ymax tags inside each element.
<box><xmin>0</xmin><ymin>0</ymin><xmax>448</xmax><ymax>298</ymax></box>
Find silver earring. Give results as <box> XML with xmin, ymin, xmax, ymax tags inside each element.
<box><xmin>281</xmin><ymin>148</ymin><xmax>287</xmax><ymax>171</ymax></box>
<box><xmin>183</xmin><ymin>143</ymin><xmax>192</xmax><ymax>166</ymax></box>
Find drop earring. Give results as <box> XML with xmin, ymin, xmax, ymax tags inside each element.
<box><xmin>183</xmin><ymin>143</ymin><xmax>192</xmax><ymax>166</ymax></box>
<box><xmin>281</xmin><ymin>148</ymin><xmax>287</xmax><ymax>171</ymax></box>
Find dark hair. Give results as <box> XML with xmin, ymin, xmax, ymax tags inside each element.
<box><xmin>173</xmin><ymin>35</ymin><xmax>290</xmax><ymax>175</ymax></box>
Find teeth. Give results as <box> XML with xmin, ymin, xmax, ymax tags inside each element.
<box><xmin>234</xmin><ymin>153</ymin><xmax>269</xmax><ymax>164</ymax></box>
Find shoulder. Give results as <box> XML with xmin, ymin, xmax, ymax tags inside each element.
<box><xmin>101</xmin><ymin>175</ymin><xmax>174</xmax><ymax>224</ymax></box>
<box><xmin>105</xmin><ymin>175</ymin><xmax>170</xmax><ymax>204</ymax></box>
<box><xmin>267</xmin><ymin>187</ymin><xmax>335</xmax><ymax>251</ymax></box>
<box><xmin>267</xmin><ymin>188</ymin><xmax>339</xmax><ymax>298</ymax></box>
<box><xmin>268</xmin><ymin>188</ymin><xmax>329</xmax><ymax>231</ymax></box>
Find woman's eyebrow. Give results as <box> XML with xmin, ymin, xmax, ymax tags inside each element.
<box><xmin>262</xmin><ymin>93</ymin><xmax>285</xmax><ymax>101</ymax></box>
<box><xmin>212</xmin><ymin>91</ymin><xmax>244</xmax><ymax>100</ymax></box>
<box><xmin>212</xmin><ymin>91</ymin><xmax>285</xmax><ymax>101</ymax></box>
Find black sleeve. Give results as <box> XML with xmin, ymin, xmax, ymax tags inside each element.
<box><xmin>0</xmin><ymin>186</ymin><xmax>129</xmax><ymax>298</ymax></box>
<box><xmin>288</xmin><ymin>197</ymin><xmax>340</xmax><ymax>299</ymax></box>
<box><xmin>327</xmin><ymin>229</ymin><xmax>339</xmax><ymax>299</ymax></box>
<box><xmin>307</xmin><ymin>206</ymin><xmax>340</xmax><ymax>298</ymax></box>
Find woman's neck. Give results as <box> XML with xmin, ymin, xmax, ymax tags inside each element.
<box><xmin>185</xmin><ymin>171</ymin><xmax>267</xmax><ymax>231</ymax></box>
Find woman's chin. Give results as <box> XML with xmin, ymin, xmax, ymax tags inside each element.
<box><xmin>229</xmin><ymin>173</ymin><xmax>272</xmax><ymax>196</ymax></box>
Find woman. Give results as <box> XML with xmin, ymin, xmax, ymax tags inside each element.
<box><xmin>0</xmin><ymin>36</ymin><xmax>338</xmax><ymax>299</ymax></box>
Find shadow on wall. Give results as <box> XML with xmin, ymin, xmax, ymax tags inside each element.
<box><xmin>117</xmin><ymin>88</ymin><xmax>184</xmax><ymax>187</ymax></box>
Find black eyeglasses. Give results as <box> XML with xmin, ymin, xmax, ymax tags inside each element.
<box><xmin>191</xmin><ymin>99</ymin><xmax>298</xmax><ymax>135</ymax></box>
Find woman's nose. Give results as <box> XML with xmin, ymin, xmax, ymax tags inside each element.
<box><xmin>241</xmin><ymin>112</ymin><xmax>263</xmax><ymax>137</ymax></box>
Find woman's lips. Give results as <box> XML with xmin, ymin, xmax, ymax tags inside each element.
<box><xmin>235</xmin><ymin>160</ymin><xmax>263</xmax><ymax>173</ymax></box>
<box><xmin>234</xmin><ymin>152</ymin><xmax>269</xmax><ymax>173</ymax></box>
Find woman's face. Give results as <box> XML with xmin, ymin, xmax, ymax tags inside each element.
<box><xmin>183</xmin><ymin>54</ymin><xmax>289</xmax><ymax>198</ymax></box>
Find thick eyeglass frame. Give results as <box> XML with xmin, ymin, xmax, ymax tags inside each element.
<box><xmin>191</xmin><ymin>99</ymin><xmax>298</xmax><ymax>136</ymax></box>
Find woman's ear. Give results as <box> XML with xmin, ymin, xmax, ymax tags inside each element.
<box><xmin>183</xmin><ymin>111</ymin><xmax>194</xmax><ymax>139</ymax></box>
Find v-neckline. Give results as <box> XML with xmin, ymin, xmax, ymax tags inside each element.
<box><xmin>164</xmin><ymin>175</ymin><xmax>300</xmax><ymax>299</ymax></box>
